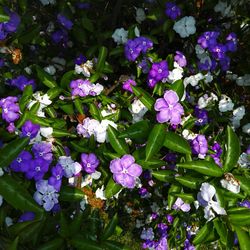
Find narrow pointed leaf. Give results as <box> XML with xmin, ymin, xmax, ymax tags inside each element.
<box><xmin>131</xmin><ymin>86</ymin><xmax>154</xmax><ymax>111</ymax></box>
<box><xmin>37</xmin><ymin>238</ymin><xmax>64</xmax><ymax>250</ymax></box>
<box><xmin>235</xmin><ymin>227</ymin><xmax>250</xmax><ymax>250</ymax></box>
<box><xmin>105</xmin><ymin>178</ymin><xmax>122</xmax><ymax>199</ymax></box>
<box><xmin>101</xmin><ymin>213</ymin><xmax>118</xmax><ymax>240</ymax></box>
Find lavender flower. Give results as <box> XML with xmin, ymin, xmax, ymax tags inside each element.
<box><xmin>191</xmin><ymin>135</ymin><xmax>208</xmax><ymax>156</ymax></box>
<box><xmin>32</xmin><ymin>142</ymin><xmax>53</xmax><ymax>163</ymax></box>
<box><xmin>18</xmin><ymin>212</ymin><xmax>35</xmax><ymax>222</ymax></box>
<box><xmin>25</xmin><ymin>158</ymin><xmax>49</xmax><ymax>181</ymax></box>
<box><xmin>148</xmin><ymin>61</ymin><xmax>169</xmax><ymax>88</ymax></box>
<box><xmin>141</xmin><ymin>227</ymin><xmax>154</xmax><ymax>241</ymax></box>
<box><xmin>154</xmin><ymin>90</ymin><xmax>184</xmax><ymax>125</ymax></box>
<box><xmin>48</xmin><ymin>164</ymin><xmax>63</xmax><ymax>191</ymax></box>
<box><xmin>81</xmin><ymin>153</ymin><xmax>100</xmax><ymax>174</ymax></box>
<box><xmin>226</xmin><ymin>32</ymin><xmax>237</xmax><ymax>52</ymax></box>
<box><xmin>165</xmin><ymin>2</ymin><xmax>181</xmax><ymax>20</ymax></box>
<box><xmin>238</xmin><ymin>200</ymin><xmax>250</xmax><ymax>209</ymax></box>
<box><xmin>122</xmin><ymin>79</ymin><xmax>136</xmax><ymax>93</ymax></box>
<box><xmin>57</xmin><ymin>14</ymin><xmax>73</xmax><ymax>30</ymax></box>
<box><xmin>197</xmin><ymin>31</ymin><xmax>220</xmax><ymax>49</ymax></box>
<box><xmin>10</xmin><ymin>151</ymin><xmax>32</xmax><ymax>172</ymax></box>
<box><xmin>174</xmin><ymin>51</ymin><xmax>187</xmax><ymax>67</ymax></box>
<box><xmin>0</xmin><ymin>96</ymin><xmax>20</xmax><ymax>123</ymax></box>
<box><xmin>58</xmin><ymin>156</ymin><xmax>82</xmax><ymax>178</ymax></box>
<box><xmin>172</xmin><ymin>197</ymin><xmax>191</xmax><ymax>212</ymax></box>
<box><xmin>33</xmin><ymin>180</ymin><xmax>59</xmax><ymax>211</ymax></box>
<box><xmin>9</xmin><ymin>75</ymin><xmax>36</xmax><ymax>91</ymax></box>
<box><xmin>21</xmin><ymin>120</ymin><xmax>40</xmax><ymax>139</ymax></box>
<box><xmin>110</xmin><ymin>154</ymin><xmax>142</xmax><ymax>189</ymax></box>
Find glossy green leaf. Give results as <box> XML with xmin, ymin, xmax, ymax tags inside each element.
<box><xmin>145</xmin><ymin>124</ymin><xmax>166</xmax><ymax>161</ymax></box>
<box><xmin>235</xmin><ymin>227</ymin><xmax>250</xmax><ymax>250</ymax></box>
<box><xmin>169</xmin><ymin>80</ymin><xmax>184</xmax><ymax>99</ymax></box>
<box><xmin>175</xmin><ymin>175</ymin><xmax>201</xmax><ymax>189</ymax></box>
<box><xmin>213</xmin><ymin>218</ymin><xmax>227</xmax><ymax>246</ymax></box>
<box><xmin>163</xmin><ymin>131</ymin><xmax>191</xmax><ymax>154</ymax></box>
<box><xmin>37</xmin><ymin>238</ymin><xmax>64</xmax><ymax>250</ymax></box>
<box><xmin>0</xmin><ymin>175</ymin><xmax>43</xmax><ymax>213</ymax></box>
<box><xmin>228</xmin><ymin>210</ymin><xmax>250</xmax><ymax>226</ymax></box>
<box><xmin>137</xmin><ymin>159</ymin><xmax>166</xmax><ymax>169</ymax></box>
<box><xmin>102</xmin><ymin>240</ymin><xmax>131</xmax><ymax>250</ymax></box>
<box><xmin>47</xmin><ymin>87</ymin><xmax>62</xmax><ymax>99</ymax></box>
<box><xmin>131</xmin><ymin>86</ymin><xmax>154</xmax><ymax>111</ymax></box>
<box><xmin>177</xmin><ymin>160</ymin><xmax>224</xmax><ymax>177</ymax></box>
<box><xmin>60</xmin><ymin>70</ymin><xmax>75</xmax><ymax>89</ymax></box>
<box><xmin>89</xmin><ymin>103</ymin><xmax>101</xmax><ymax>120</ymax></box>
<box><xmin>96</xmin><ymin>46</ymin><xmax>108</xmax><ymax>72</ymax></box>
<box><xmin>223</xmin><ymin>125</ymin><xmax>241</xmax><ymax>172</ymax></box>
<box><xmin>74</xmin><ymin>98</ymin><xmax>84</xmax><ymax>114</ymax></box>
<box><xmin>19</xmin><ymin>85</ymin><xmax>33</xmax><ymax>112</ymax></box>
<box><xmin>170</xmin><ymin>193</ymin><xmax>195</xmax><ymax>203</ymax></box>
<box><xmin>71</xmin><ymin>235</ymin><xmax>103</xmax><ymax>250</ymax></box>
<box><xmin>7</xmin><ymin>236</ymin><xmax>19</xmax><ymax>250</ymax></box>
<box><xmin>36</xmin><ymin>66</ymin><xmax>57</xmax><ymax>88</ymax></box>
<box><xmin>234</xmin><ymin>175</ymin><xmax>250</xmax><ymax>195</ymax></box>
<box><xmin>0</xmin><ymin>137</ymin><xmax>30</xmax><ymax>168</ymax></box>
<box><xmin>52</xmin><ymin>129</ymin><xmax>77</xmax><ymax>138</ymax></box>
<box><xmin>107</xmin><ymin>126</ymin><xmax>129</xmax><ymax>156</ymax></box>
<box><xmin>59</xmin><ymin>186</ymin><xmax>85</xmax><ymax>202</ymax></box>
<box><xmin>193</xmin><ymin>222</ymin><xmax>213</xmax><ymax>245</ymax></box>
<box><xmin>152</xmin><ymin>170</ymin><xmax>175</xmax><ymax>182</ymax></box>
<box><xmin>101</xmin><ymin>213</ymin><xmax>118</xmax><ymax>240</ymax></box>
<box><xmin>105</xmin><ymin>178</ymin><xmax>122</xmax><ymax>199</ymax></box>
<box><xmin>168</xmin><ymin>184</ymin><xmax>181</xmax><ymax>209</ymax></box>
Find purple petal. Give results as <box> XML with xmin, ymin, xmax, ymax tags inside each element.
<box><xmin>110</xmin><ymin>159</ymin><xmax>122</xmax><ymax>173</ymax></box>
<box><xmin>127</xmin><ymin>163</ymin><xmax>142</xmax><ymax>177</ymax></box>
<box><xmin>164</xmin><ymin>90</ymin><xmax>179</xmax><ymax>105</ymax></box>
<box><xmin>121</xmin><ymin>155</ymin><xmax>135</xmax><ymax>169</ymax></box>
<box><xmin>156</xmin><ymin>109</ymin><xmax>170</xmax><ymax>123</ymax></box>
<box><xmin>154</xmin><ymin>98</ymin><xmax>168</xmax><ymax>111</ymax></box>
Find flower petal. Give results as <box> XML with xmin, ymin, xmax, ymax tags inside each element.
<box><xmin>127</xmin><ymin>163</ymin><xmax>142</xmax><ymax>177</ymax></box>
<box><xmin>164</xmin><ymin>90</ymin><xmax>179</xmax><ymax>105</ymax></box>
<box><xmin>154</xmin><ymin>98</ymin><xmax>168</xmax><ymax>111</ymax></box>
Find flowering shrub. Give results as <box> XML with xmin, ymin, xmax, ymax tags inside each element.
<box><xmin>0</xmin><ymin>0</ymin><xmax>250</xmax><ymax>249</ymax></box>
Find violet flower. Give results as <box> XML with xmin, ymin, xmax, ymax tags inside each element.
<box><xmin>48</xmin><ymin>164</ymin><xmax>63</xmax><ymax>191</ymax></box>
<box><xmin>122</xmin><ymin>79</ymin><xmax>136</xmax><ymax>93</ymax></box>
<box><xmin>165</xmin><ymin>2</ymin><xmax>181</xmax><ymax>20</ymax></box>
<box><xmin>18</xmin><ymin>212</ymin><xmax>35</xmax><ymax>222</ymax></box>
<box><xmin>154</xmin><ymin>90</ymin><xmax>184</xmax><ymax>125</ymax></box>
<box><xmin>58</xmin><ymin>156</ymin><xmax>82</xmax><ymax>178</ymax></box>
<box><xmin>10</xmin><ymin>151</ymin><xmax>32</xmax><ymax>172</ymax></box>
<box><xmin>0</xmin><ymin>96</ymin><xmax>20</xmax><ymax>123</ymax></box>
<box><xmin>9</xmin><ymin>75</ymin><xmax>36</xmax><ymax>91</ymax></box>
<box><xmin>110</xmin><ymin>154</ymin><xmax>142</xmax><ymax>189</ymax></box>
<box><xmin>33</xmin><ymin>180</ymin><xmax>59</xmax><ymax>211</ymax></box>
<box><xmin>57</xmin><ymin>14</ymin><xmax>73</xmax><ymax>30</ymax></box>
<box><xmin>81</xmin><ymin>153</ymin><xmax>100</xmax><ymax>174</ymax></box>
<box><xmin>32</xmin><ymin>142</ymin><xmax>53</xmax><ymax>163</ymax></box>
<box><xmin>25</xmin><ymin>158</ymin><xmax>49</xmax><ymax>181</ymax></box>
<box><xmin>191</xmin><ymin>135</ymin><xmax>208</xmax><ymax>156</ymax></box>
<box><xmin>174</xmin><ymin>51</ymin><xmax>187</xmax><ymax>67</ymax></box>
<box><xmin>197</xmin><ymin>31</ymin><xmax>220</xmax><ymax>49</ymax></box>
<box><xmin>21</xmin><ymin>120</ymin><xmax>40</xmax><ymax>139</ymax></box>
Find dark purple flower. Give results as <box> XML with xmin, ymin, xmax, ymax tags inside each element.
<box><xmin>18</xmin><ymin>212</ymin><xmax>35</xmax><ymax>222</ymax></box>
<box><xmin>9</xmin><ymin>75</ymin><xmax>36</xmax><ymax>91</ymax></box>
<box><xmin>137</xmin><ymin>37</ymin><xmax>153</xmax><ymax>53</ymax></box>
<box><xmin>110</xmin><ymin>154</ymin><xmax>142</xmax><ymax>188</ymax></box>
<box><xmin>10</xmin><ymin>150</ymin><xmax>32</xmax><ymax>172</ymax></box>
<box><xmin>148</xmin><ymin>61</ymin><xmax>169</xmax><ymax>88</ymax></box>
<box><xmin>139</xmin><ymin>187</ymin><xmax>149</xmax><ymax>198</ymax></box>
<box><xmin>0</xmin><ymin>58</ymin><xmax>5</xmax><ymax>67</ymax></box>
<box><xmin>33</xmin><ymin>180</ymin><xmax>59</xmax><ymax>211</ymax></box>
<box><xmin>57</xmin><ymin>14</ymin><xmax>73</xmax><ymax>30</ymax></box>
<box><xmin>154</xmin><ymin>90</ymin><xmax>184</xmax><ymax>125</ymax></box>
<box><xmin>210</xmin><ymin>43</ymin><xmax>227</xmax><ymax>60</ymax></box>
<box><xmin>174</xmin><ymin>51</ymin><xmax>187</xmax><ymax>67</ymax></box>
<box><xmin>81</xmin><ymin>153</ymin><xmax>100</xmax><ymax>174</ymax></box>
<box><xmin>138</xmin><ymin>58</ymin><xmax>150</xmax><ymax>73</ymax></box>
<box><xmin>70</xmin><ymin>79</ymin><xmax>92</xmax><ymax>97</ymax></box>
<box><xmin>197</xmin><ymin>31</ymin><xmax>220</xmax><ymax>49</ymax></box>
<box><xmin>0</xmin><ymin>23</ymin><xmax>7</xmax><ymax>40</ymax></box>
<box><xmin>51</xmin><ymin>29</ymin><xmax>68</xmax><ymax>46</ymax></box>
<box><xmin>165</xmin><ymin>2</ymin><xmax>181</xmax><ymax>20</ymax></box>
<box><xmin>219</xmin><ymin>55</ymin><xmax>230</xmax><ymax>71</ymax></box>
<box><xmin>0</xmin><ymin>96</ymin><xmax>20</xmax><ymax>123</ymax></box>
<box><xmin>21</xmin><ymin>120</ymin><xmax>40</xmax><ymax>139</ymax></box>
<box><xmin>191</xmin><ymin>135</ymin><xmax>208</xmax><ymax>155</ymax></box>
<box><xmin>194</xmin><ymin>106</ymin><xmax>208</xmax><ymax>126</ymax></box>
<box><xmin>32</xmin><ymin>142</ymin><xmax>53</xmax><ymax>163</ymax></box>
<box><xmin>75</xmin><ymin>2</ymin><xmax>91</xmax><ymax>9</ymax></box>
<box><xmin>48</xmin><ymin>164</ymin><xmax>63</xmax><ymax>191</ymax></box>
<box><xmin>157</xmin><ymin>223</ymin><xmax>168</xmax><ymax>236</ymax></box>
<box><xmin>166</xmin><ymin>214</ymin><xmax>174</xmax><ymax>224</ymax></box>
<box><xmin>25</xmin><ymin>158</ymin><xmax>49</xmax><ymax>181</ymax></box>
<box><xmin>122</xmin><ymin>79</ymin><xmax>136</xmax><ymax>93</ymax></box>
<box><xmin>226</xmin><ymin>32</ymin><xmax>237</xmax><ymax>52</ymax></box>
<box><xmin>75</xmin><ymin>54</ymin><xmax>87</xmax><ymax>65</ymax></box>
<box><xmin>4</xmin><ymin>11</ymin><xmax>20</xmax><ymax>33</ymax></box>
<box><xmin>238</xmin><ymin>200</ymin><xmax>250</xmax><ymax>209</ymax></box>
<box><xmin>184</xmin><ymin>239</ymin><xmax>195</xmax><ymax>250</ymax></box>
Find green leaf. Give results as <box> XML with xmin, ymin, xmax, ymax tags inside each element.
<box><xmin>0</xmin><ymin>175</ymin><xmax>43</xmax><ymax>213</ymax></box>
<box><xmin>223</xmin><ymin>125</ymin><xmax>241</xmax><ymax>172</ymax></box>
<box><xmin>213</xmin><ymin>218</ymin><xmax>227</xmax><ymax>246</ymax></box>
<box><xmin>71</xmin><ymin>235</ymin><xmax>103</xmax><ymax>250</ymax></box>
<box><xmin>136</xmin><ymin>159</ymin><xmax>165</xmax><ymax>169</ymax></box>
<box><xmin>177</xmin><ymin>160</ymin><xmax>224</xmax><ymax>177</ymax></box>
<box><xmin>102</xmin><ymin>240</ymin><xmax>131</xmax><ymax>250</ymax></box>
<box><xmin>36</xmin><ymin>65</ymin><xmax>57</xmax><ymax>88</ymax></box>
<box><xmin>193</xmin><ymin>222</ymin><xmax>213</xmax><ymax>245</ymax></box>
<box><xmin>118</xmin><ymin>120</ymin><xmax>150</xmax><ymax>140</ymax></box>
<box><xmin>60</xmin><ymin>70</ymin><xmax>75</xmax><ymax>89</ymax></box>
<box><xmin>96</xmin><ymin>46</ymin><xmax>108</xmax><ymax>72</ymax></box>
<box><xmin>47</xmin><ymin>87</ymin><xmax>62</xmax><ymax>99</ymax></box>
<box><xmin>0</xmin><ymin>137</ymin><xmax>30</xmax><ymax>168</ymax></box>
<box><xmin>37</xmin><ymin>238</ymin><xmax>64</xmax><ymax>250</ymax></box>
<box><xmin>69</xmin><ymin>212</ymin><xmax>84</xmax><ymax>236</ymax></box>
<box><xmin>170</xmin><ymin>193</ymin><xmax>195</xmax><ymax>203</ymax></box>
<box><xmin>235</xmin><ymin>227</ymin><xmax>250</xmax><ymax>250</ymax></box>
<box><xmin>131</xmin><ymin>86</ymin><xmax>155</xmax><ymax>111</ymax></box>
<box><xmin>228</xmin><ymin>210</ymin><xmax>250</xmax><ymax>226</ymax></box>
<box><xmin>19</xmin><ymin>85</ymin><xmax>33</xmax><ymax>112</ymax></box>
<box><xmin>107</xmin><ymin>126</ymin><xmax>129</xmax><ymax>156</ymax></box>
<box><xmin>105</xmin><ymin>178</ymin><xmax>122</xmax><ymax>199</ymax></box>
<box><xmin>152</xmin><ymin>170</ymin><xmax>175</xmax><ymax>182</ymax></box>
<box><xmin>145</xmin><ymin>124</ymin><xmax>166</xmax><ymax>161</ymax></box>
<box><xmin>59</xmin><ymin>213</ymin><xmax>69</xmax><ymax>238</ymax></box>
<box><xmin>234</xmin><ymin>175</ymin><xmax>250</xmax><ymax>195</ymax></box>
<box><xmin>101</xmin><ymin>213</ymin><xmax>118</xmax><ymax>240</ymax></box>
<box><xmin>175</xmin><ymin>175</ymin><xmax>201</xmax><ymax>189</ymax></box>
<box><xmin>52</xmin><ymin>129</ymin><xmax>77</xmax><ymax>138</ymax></box>
<box><xmin>163</xmin><ymin>131</ymin><xmax>191</xmax><ymax>154</ymax></box>
<box><xmin>59</xmin><ymin>186</ymin><xmax>85</xmax><ymax>202</ymax></box>
<box><xmin>74</xmin><ymin>98</ymin><xmax>84</xmax><ymax>114</ymax></box>
<box><xmin>169</xmin><ymin>80</ymin><xmax>184</xmax><ymax>99</ymax></box>
<box><xmin>7</xmin><ymin>236</ymin><xmax>19</xmax><ymax>250</ymax></box>
<box><xmin>0</xmin><ymin>14</ymin><xmax>10</xmax><ymax>22</ymax></box>
<box><xmin>89</xmin><ymin>103</ymin><xmax>101</xmax><ymax>120</ymax></box>
<box><xmin>168</xmin><ymin>184</ymin><xmax>181</xmax><ymax>209</ymax></box>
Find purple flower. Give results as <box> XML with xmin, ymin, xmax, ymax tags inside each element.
<box><xmin>172</xmin><ymin>197</ymin><xmax>191</xmax><ymax>212</ymax></box>
<box><xmin>32</xmin><ymin>142</ymin><xmax>53</xmax><ymax>163</ymax></box>
<box><xmin>238</xmin><ymin>200</ymin><xmax>250</xmax><ymax>209</ymax></box>
<box><xmin>154</xmin><ymin>90</ymin><xmax>184</xmax><ymax>125</ymax></box>
<box><xmin>174</xmin><ymin>51</ymin><xmax>187</xmax><ymax>67</ymax></box>
<box><xmin>138</xmin><ymin>58</ymin><xmax>150</xmax><ymax>73</ymax></box>
<box><xmin>137</xmin><ymin>37</ymin><xmax>154</xmax><ymax>53</ymax></box>
<box><xmin>18</xmin><ymin>212</ymin><xmax>35</xmax><ymax>222</ymax></box>
<box><xmin>219</xmin><ymin>55</ymin><xmax>230</xmax><ymax>71</ymax></box>
<box><xmin>194</xmin><ymin>106</ymin><xmax>208</xmax><ymax>126</ymax></box>
<box><xmin>141</xmin><ymin>227</ymin><xmax>154</xmax><ymax>241</ymax></box>
<box><xmin>148</xmin><ymin>61</ymin><xmax>169</xmax><ymax>88</ymax></box>
<box><xmin>7</xmin><ymin>122</ymin><xmax>15</xmax><ymax>133</ymax></box>
<box><xmin>184</xmin><ymin>239</ymin><xmax>195</xmax><ymax>250</ymax></box>
<box><xmin>25</xmin><ymin>158</ymin><xmax>49</xmax><ymax>181</ymax></box>
<box><xmin>191</xmin><ymin>135</ymin><xmax>208</xmax><ymax>155</ymax></box>
<box><xmin>110</xmin><ymin>154</ymin><xmax>142</xmax><ymax>189</ymax></box>
<box><xmin>10</xmin><ymin>151</ymin><xmax>32</xmax><ymax>172</ymax></box>
<box><xmin>0</xmin><ymin>58</ymin><xmax>4</xmax><ymax>67</ymax></box>
<box><xmin>210</xmin><ymin>43</ymin><xmax>227</xmax><ymax>60</ymax></box>
<box><xmin>0</xmin><ymin>96</ymin><xmax>20</xmax><ymax>123</ymax></box>
<box><xmin>70</xmin><ymin>79</ymin><xmax>92</xmax><ymax>97</ymax></box>
<box><xmin>58</xmin><ymin>156</ymin><xmax>82</xmax><ymax>178</ymax></box>
<box><xmin>51</xmin><ymin>29</ymin><xmax>68</xmax><ymax>46</ymax></box>
<box><xmin>0</xmin><ymin>23</ymin><xmax>7</xmax><ymax>40</ymax></box>
<box><xmin>139</xmin><ymin>187</ymin><xmax>149</xmax><ymax>198</ymax></box>
<box><xmin>75</xmin><ymin>54</ymin><xmax>87</xmax><ymax>65</ymax></box>
<box><xmin>197</xmin><ymin>31</ymin><xmax>220</xmax><ymax>49</ymax></box>
<box><xmin>226</xmin><ymin>32</ymin><xmax>237</xmax><ymax>52</ymax></box>
<box><xmin>21</xmin><ymin>120</ymin><xmax>40</xmax><ymax>139</ymax></box>
<box><xmin>48</xmin><ymin>164</ymin><xmax>63</xmax><ymax>191</ymax></box>
<box><xmin>81</xmin><ymin>153</ymin><xmax>100</xmax><ymax>174</ymax></box>
<box><xmin>57</xmin><ymin>14</ymin><xmax>73</xmax><ymax>30</ymax></box>
<box><xmin>157</xmin><ymin>223</ymin><xmax>168</xmax><ymax>236</ymax></box>
<box><xmin>3</xmin><ymin>11</ymin><xmax>20</xmax><ymax>33</ymax></box>
<box><xmin>155</xmin><ymin>237</ymin><xmax>168</xmax><ymax>250</ymax></box>
<box><xmin>166</xmin><ymin>214</ymin><xmax>174</xmax><ymax>224</ymax></box>
<box><xmin>33</xmin><ymin>180</ymin><xmax>59</xmax><ymax>211</ymax></box>
<box><xmin>165</xmin><ymin>2</ymin><xmax>181</xmax><ymax>20</ymax></box>
<box><xmin>122</xmin><ymin>79</ymin><xmax>136</xmax><ymax>93</ymax></box>
<box><xmin>9</xmin><ymin>75</ymin><xmax>36</xmax><ymax>91</ymax></box>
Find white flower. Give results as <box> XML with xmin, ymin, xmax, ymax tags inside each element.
<box><xmin>168</xmin><ymin>62</ymin><xmax>184</xmax><ymax>82</ymax></box>
<box><xmin>95</xmin><ymin>119</ymin><xmax>117</xmax><ymax>143</ymax></box>
<box><xmin>44</xmin><ymin>65</ymin><xmax>56</xmax><ymax>75</ymax></box>
<box><xmin>134</xmin><ymin>26</ymin><xmax>140</xmax><ymax>37</ymax></box>
<box><xmin>101</xmin><ymin>104</ymin><xmax>117</xmax><ymax>117</ymax></box>
<box><xmin>218</xmin><ymin>95</ymin><xmax>234</xmax><ymax>112</ymax></box>
<box><xmin>75</xmin><ymin>60</ymin><xmax>93</xmax><ymax>77</ymax></box>
<box><xmin>5</xmin><ymin>217</ymin><xmax>13</xmax><ymax>227</ymax></box>
<box><xmin>136</xmin><ymin>219</ymin><xmax>145</xmax><ymax>228</ymax></box>
<box><xmin>0</xmin><ymin>168</ymin><xmax>4</xmax><ymax>176</ymax></box>
<box><xmin>51</xmin><ymin>57</ymin><xmax>66</xmax><ymax>71</ymax></box>
<box><xmin>112</xmin><ymin>28</ymin><xmax>128</xmax><ymax>45</ymax></box>
<box><xmin>204</xmin><ymin>72</ymin><xmax>213</xmax><ymax>83</ymax></box>
<box><xmin>173</xmin><ymin>16</ymin><xmax>196</xmax><ymax>38</ymax></box>
<box><xmin>214</xmin><ymin>1</ymin><xmax>233</xmax><ymax>17</ymax></box>
<box><xmin>136</xmin><ymin>8</ymin><xmax>146</xmax><ymax>23</ymax></box>
<box><xmin>236</xmin><ymin>74</ymin><xmax>250</xmax><ymax>86</ymax></box>
<box><xmin>24</xmin><ymin>67</ymin><xmax>32</xmax><ymax>75</ymax></box>
<box><xmin>81</xmin><ymin>175</ymin><xmax>93</xmax><ymax>187</ymax></box>
<box><xmin>184</xmin><ymin>73</ymin><xmax>204</xmax><ymax>87</ymax></box>
<box><xmin>95</xmin><ymin>185</ymin><xmax>107</xmax><ymax>200</ymax></box>
<box><xmin>77</xmin><ymin>118</ymin><xmax>100</xmax><ymax>138</ymax></box>
<box><xmin>198</xmin><ymin>93</ymin><xmax>218</xmax><ymax>109</ymax></box>
<box><xmin>80</xmin><ymin>196</ymin><xmax>88</xmax><ymax>211</ymax></box>
<box><xmin>242</xmin><ymin>123</ymin><xmax>250</xmax><ymax>135</ymax></box>
<box><xmin>140</xmin><ymin>228</ymin><xmax>154</xmax><ymax>241</ymax></box>
<box><xmin>40</xmin><ymin>127</ymin><xmax>53</xmax><ymax>138</ymax></box>
<box><xmin>197</xmin><ymin>183</ymin><xmax>226</xmax><ymax>221</ymax></box>
<box><xmin>58</xmin><ymin>156</ymin><xmax>82</xmax><ymax>178</ymax></box>
<box><xmin>238</xmin><ymin>153</ymin><xmax>250</xmax><ymax>168</ymax></box>
<box><xmin>129</xmin><ymin>99</ymin><xmax>148</xmax><ymax>123</ymax></box>
<box><xmin>89</xmin><ymin>83</ymin><xmax>104</xmax><ymax>96</ymax></box>
<box><xmin>233</xmin><ymin>106</ymin><xmax>245</xmax><ymax>120</ymax></box>
<box><xmin>220</xmin><ymin>173</ymin><xmax>240</xmax><ymax>194</ymax></box>
<box><xmin>0</xmin><ymin>195</ymin><xmax>3</xmax><ymax>207</ymax></box>
<box><xmin>182</xmin><ymin>129</ymin><xmax>197</xmax><ymax>140</ymax></box>
<box><xmin>195</xmin><ymin>44</ymin><xmax>205</xmax><ymax>56</ymax></box>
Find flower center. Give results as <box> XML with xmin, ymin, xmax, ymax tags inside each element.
<box><xmin>56</xmin><ymin>174</ymin><xmax>61</xmax><ymax>180</ymax></box>
<box><xmin>17</xmin><ymin>157</ymin><xmax>22</xmax><ymax>163</ymax></box>
<box><xmin>27</xmin><ymin>132</ymin><xmax>31</xmax><ymax>136</ymax></box>
<box><xmin>3</xmin><ymin>108</ymin><xmax>8</xmax><ymax>113</ymax></box>
<box><xmin>39</xmin><ymin>152</ymin><xmax>43</xmax><ymax>156</ymax></box>
<box><xmin>86</xmin><ymin>163</ymin><xmax>91</xmax><ymax>168</ymax></box>
<box><xmin>158</xmin><ymin>69</ymin><xmax>162</xmax><ymax>73</ymax></box>
<box><xmin>35</xmin><ymin>166</ymin><xmax>41</xmax><ymax>172</ymax></box>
